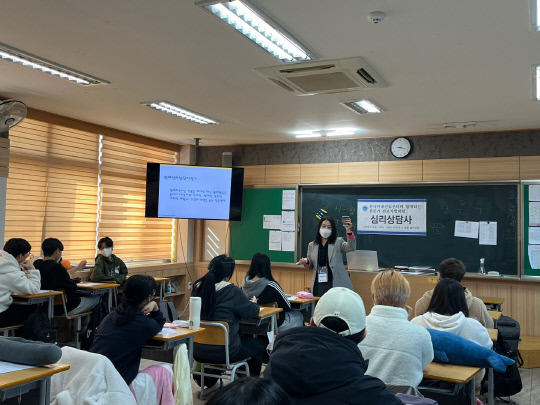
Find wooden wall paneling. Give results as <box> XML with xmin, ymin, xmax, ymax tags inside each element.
<box><xmin>378</xmin><ymin>160</ymin><xmax>423</xmax><ymax>182</ymax></box>
<box><xmin>470</xmin><ymin>157</ymin><xmax>519</xmax><ymax>180</ymax></box>
<box><xmin>510</xmin><ymin>284</ymin><xmax>540</xmax><ymax>337</ymax></box>
<box><xmin>463</xmin><ymin>279</ymin><xmax>513</xmax><ymax>316</ymax></box>
<box><xmin>338</xmin><ymin>162</ymin><xmax>379</xmax><ymax>183</ymax></box>
<box><xmin>265</xmin><ymin>164</ymin><xmax>300</xmax><ymax>184</ymax></box>
<box><xmin>241</xmin><ymin>165</ymin><xmax>266</xmax><ymax>185</ymax></box>
<box><xmin>520</xmin><ymin>156</ymin><xmax>540</xmax><ymax>180</ymax></box>
<box><xmin>422</xmin><ymin>158</ymin><xmax>470</xmax><ymax>181</ymax></box>
<box><xmin>300</xmin><ymin>163</ymin><xmax>339</xmax><ymax>184</ymax></box>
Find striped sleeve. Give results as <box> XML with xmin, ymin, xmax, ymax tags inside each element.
<box><xmin>268</xmin><ymin>281</ymin><xmax>292</xmax><ymax>309</ymax></box>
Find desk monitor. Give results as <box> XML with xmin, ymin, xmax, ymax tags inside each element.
<box><xmin>347</xmin><ymin>250</ymin><xmax>379</xmax><ymax>271</ymax></box>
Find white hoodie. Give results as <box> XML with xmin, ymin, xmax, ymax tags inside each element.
<box><xmin>0</xmin><ymin>250</ymin><xmax>41</xmax><ymax>313</ymax></box>
<box><xmin>411</xmin><ymin>311</ymin><xmax>492</xmax><ymax>349</ymax></box>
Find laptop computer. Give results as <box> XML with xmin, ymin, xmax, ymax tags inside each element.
<box><xmin>346</xmin><ymin>250</ymin><xmax>380</xmax><ymax>271</ymax></box>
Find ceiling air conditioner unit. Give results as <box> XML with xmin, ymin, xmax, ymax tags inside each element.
<box><xmin>254</xmin><ymin>56</ymin><xmax>387</xmax><ymax>95</ymax></box>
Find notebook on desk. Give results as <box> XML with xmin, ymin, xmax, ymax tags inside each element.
<box><xmin>346</xmin><ymin>250</ymin><xmax>380</xmax><ymax>271</ymax></box>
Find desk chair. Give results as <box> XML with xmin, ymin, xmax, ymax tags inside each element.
<box><xmin>53</xmin><ymin>291</ymin><xmax>92</xmax><ymax>349</ymax></box>
<box><xmin>192</xmin><ymin>321</ymin><xmax>250</xmax><ymax>400</ymax></box>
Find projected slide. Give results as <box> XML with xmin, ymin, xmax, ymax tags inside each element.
<box><xmin>158</xmin><ymin>165</ymin><xmax>232</xmax><ymax>219</ymax></box>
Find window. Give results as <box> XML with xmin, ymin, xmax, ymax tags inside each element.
<box><xmin>5</xmin><ymin>118</ymin><xmax>99</xmax><ymax>260</ymax></box>
<box><xmin>5</xmin><ymin>115</ymin><xmax>180</xmax><ymax>263</ymax></box>
<box><xmin>97</xmin><ymin>135</ymin><xmax>178</xmax><ymax>261</ymax></box>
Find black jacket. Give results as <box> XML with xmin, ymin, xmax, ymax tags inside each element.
<box><xmin>90</xmin><ymin>306</ymin><xmax>166</xmax><ymax>385</ymax></box>
<box><xmin>193</xmin><ymin>283</ymin><xmax>259</xmax><ymax>363</ymax></box>
<box><xmin>242</xmin><ymin>277</ymin><xmax>291</xmax><ymax>326</ymax></box>
<box><xmin>34</xmin><ymin>259</ymin><xmax>80</xmax><ymax>313</ymax></box>
<box><xmin>264</xmin><ymin>326</ymin><xmax>403</xmax><ymax>405</ymax></box>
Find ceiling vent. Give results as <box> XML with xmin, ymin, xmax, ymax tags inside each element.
<box><xmin>254</xmin><ymin>56</ymin><xmax>387</xmax><ymax>95</ymax></box>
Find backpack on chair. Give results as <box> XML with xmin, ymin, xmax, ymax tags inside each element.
<box><xmin>158</xmin><ymin>301</ymin><xmax>178</xmax><ymax>322</ymax></box>
<box><xmin>22</xmin><ymin>305</ymin><xmax>56</xmax><ymax>343</ymax></box>
<box><xmin>481</xmin><ymin>315</ymin><xmax>523</xmax><ymax>398</ymax></box>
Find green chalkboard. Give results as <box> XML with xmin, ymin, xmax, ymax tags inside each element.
<box><xmin>523</xmin><ymin>184</ymin><xmax>540</xmax><ymax>276</ymax></box>
<box><xmin>230</xmin><ymin>188</ymin><xmax>296</xmax><ymax>262</ymax></box>
<box><xmin>300</xmin><ymin>183</ymin><xmax>518</xmax><ymax>275</ymax></box>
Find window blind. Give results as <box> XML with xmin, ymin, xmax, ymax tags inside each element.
<box><xmin>98</xmin><ymin>135</ymin><xmax>178</xmax><ymax>261</ymax></box>
<box><xmin>5</xmin><ymin>118</ymin><xmax>99</xmax><ymax>261</ymax></box>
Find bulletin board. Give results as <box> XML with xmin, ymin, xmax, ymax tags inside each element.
<box><xmin>229</xmin><ymin>188</ymin><xmax>296</xmax><ymax>263</ymax></box>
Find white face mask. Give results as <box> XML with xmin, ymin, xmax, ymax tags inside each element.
<box><xmin>319</xmin><ymin>228</ymin><xmax>332</xmax><ymax>239</ymax></box>
<box><xmin>102</xmin><ymin>248</ymin><xmax>113</xmax><ymax>257</ymax></box>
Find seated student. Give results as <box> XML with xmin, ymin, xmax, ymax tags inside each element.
<box><xmin>90</xmin><ymin>274</ymin><xmax>173</xmax><ymax>404</ymax></box>
<box><xmin>264</xmin><ymin>287</ymin><xmax>402</xmax><ymax>405</ymax></box>
<box><xmin>206</xmin><ymin>377</ymin><xmax>292</xmax><ymax>405</ymax></box>
<box><xmin>192</xmin><ymin>254</ymin><xmax>265</xmax><ymax>379</ymax></box>
<box><xmin>34</xmin><ymin>238</ymin><xmax>100</xmax><ymax>316</ymax></box>
<box><xmin>411</xmin><ymin>278</ymin><xmax>491</xmax><ymax>396</ymax></box>
<box><xmin>242</xmin><ymin>253</ymin><xmax>303</xmax><ymax>332</ymax></box>
<box><xmin>90</xmin><ymin>237</ymin><xmax>128</xmax><ymax>284</ymax></box>
<box><xmin>415</xmin><ymin>258</ymin><xmax>493</xmax><ymax>328</ymax></box>
<box><xmin>0</xmin><ymin>238</ymin><xmax>41</xmax><ymax>327</ymax></box>
<box><xmin>359</xmin><ymin>270</ymin><xmax>433</xmax><ymax>389</ymax></box>
<box><xmin>411</xmin><ymin>278</ymin><xmax>492</xmax><ymax>349</ymax></box>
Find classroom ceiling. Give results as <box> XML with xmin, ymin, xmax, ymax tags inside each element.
<box><xmin>0</xmin><ymin>1</ymin><xmax>539</xmax><ymax>146</ymax></box>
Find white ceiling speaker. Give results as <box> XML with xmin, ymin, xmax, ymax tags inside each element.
<box><xmin>0</xmin><ymin>99</ymin><xmax>27</xmax><ymax>132</ymax></box>
<box><xmin>254</xmin><ymin>56</ymin><xmax>388</xmax><ymax>95</ymax></box>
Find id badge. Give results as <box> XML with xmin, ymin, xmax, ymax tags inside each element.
<box><xmin>318</xmin><ymin>266</ymin><xmax>328</xmax><ymax>283</ymax></box>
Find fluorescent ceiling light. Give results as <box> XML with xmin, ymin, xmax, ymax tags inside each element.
<box><xmin>294</xmin><ymin>128</ymin><xmax>357</xmax><ymax>138</ymax></box>
<box><xmin>143</xmin><ymin>101</ymin><xmax>220</xmax><ymax>125</ymax></box>
<box><xmin>533</xmin><ymin>0</ymin><xmax>540</xmax><ymax>31</ymax></box>
<box><xmin>0</xmin><ymin>42</ymin><xmax>109</xmax><ymax>86</ymax></box>
<box><xmin>341</xmin><ymin>100</ymin><xmax>383</xmax><ymax>115</ymax></box>
<box><xmin>197</xmin><ymin>0</ymin><xmax>313</xmax><ymax>62</ymax></box>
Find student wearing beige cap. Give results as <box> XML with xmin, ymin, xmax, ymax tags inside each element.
<box><xmin>264</xmin><ymin>287</ymin><xmax>401</xmax><ymax>405</ymax></box>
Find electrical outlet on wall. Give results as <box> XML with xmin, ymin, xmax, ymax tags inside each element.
<box><xmin>188</xmin><ymin>282</ymin><xmax>192</xmax><ymax>290</ymax></box>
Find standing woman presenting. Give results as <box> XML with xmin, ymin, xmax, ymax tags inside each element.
<box><xmin>299</xmin><ymin>216</ymin><xmax>356</xmax><ymax>296</ymax></box>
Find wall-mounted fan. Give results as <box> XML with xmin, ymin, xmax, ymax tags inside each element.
<box><xmin>0</xmin><ymin>99</ymin><xmax>27</xmax><ymax>132</ymax></box>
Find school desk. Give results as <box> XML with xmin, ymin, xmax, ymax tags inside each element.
<box><xmin>240</xmin><ymin>307</ymin><xmax>283</xmax><ymax>341</ymax></box>
<box><xmin>487</xmin><ymin>328</ymin><xmax>498</xmax><ymax>342</ymax></box>
<box><xmin>421</xmin><ymin>362</ymin><xmax>483</xmax><ymax>405</ymax></box>
<box><xmin>77</xmin><ymin>282</ymin><xmax>120</xmax><ymax>312</ymax></box>
<box><xmin>11</xmin><ymin>290</ymin><xmax>63</xmax><ymax>320</ymax></box>
<box><xmin>479</xmin><ymin>296</ymin><xmax>504</xmax><ymax>312</ymax></box>
<box><xmin>145</xmin><ymin>327</ymin><xmax>206</xmax><ymax>367</ymax></box>
<box><xmin>126</xmin><ymin>275</ymin><xmax>169</xmax><ymax>301</ymax></box>
<box><xmin>0</xmin><ymin>363</ymin><xmax>69</xmax><ymax>405</ymax></box>
<box><xmin>487</xmin><ymin>310</ymin><xmax>502</xmax><ymax>327</ymax></box>
<box><xmin>287</xmin><ymin>295</ymin><xmax>320</xmax><ymax>318</ymax></box>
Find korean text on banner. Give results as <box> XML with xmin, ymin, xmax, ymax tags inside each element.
<box><xmin>357</xmin><ymin>199</ymin><xmax>427</xmax><ymax>236</ymax></box>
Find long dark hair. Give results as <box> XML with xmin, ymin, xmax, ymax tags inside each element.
<box><xmin>314</xmin><ymin>216</ymin><xmax>338</xmax><ymax>245</ymax></box>
<box><xmin>247</xmin><ymin>252</ymin><xmax>275</xmax><ymax>282</ymax></box>
<box><xmin>192</xmin><ymin>254</ymin><xmax>236</xmax><ymax>319</ymax></box>
<box><xmin>118</xmin><ymin>275</ymin><xmax>157</xmax><ymax>321</ymax></box>
<box><xmin>426</xmin><ymin>278</ymin><xmax>469</xmax><ymax>317</ymax></box>
<box><xmin>206</xmin><ymin>377</ymin><xmax>292</xmax><ymax>405</ymax></box>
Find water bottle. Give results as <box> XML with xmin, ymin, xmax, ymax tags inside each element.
<box><xmin>189</xmin><ymin>297</ymin><xmax>201</xmax><ymax>330</ymax></box>
<box><xmin>479</xmin><ymin>258</ymin><xmax>485</xmax><ymax>274</ymax></box>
